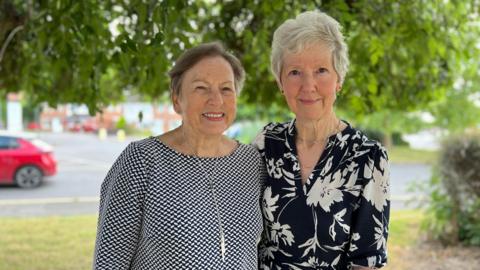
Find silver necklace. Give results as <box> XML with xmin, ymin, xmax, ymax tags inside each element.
<box><xmin>296</xmin><ymin>118</ymin><xmax>342</xmax><ymax>145</ymax></box>
<box><xmin>183</xmin><ymin>133</ymin><xmax>226</xmax><ymax>262</ymax></box>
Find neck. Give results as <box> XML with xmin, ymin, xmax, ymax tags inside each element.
<box><xmin>180</xmin><ymin>125</ymin><xmax>224</xmax><ymax>157</ymax></box>
<box><xmin>296</xmin><ymin>114</ymin><xmax>340</xmax><ymax>143</ymax></box>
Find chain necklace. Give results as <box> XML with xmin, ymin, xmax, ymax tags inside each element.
<box><xmin>296</xmin><ymin>118</ymin><xmax>342</xmax><ymax>146</ymax></box>
<box><xmin>297</xmin><ymin>119</ymin><xmax>342</xmax><ymax>173</ymax></box>
<box><xmin>183</xmin><ymin>131</ymin><xmax>226</xmax><ymax>262</ymax></box>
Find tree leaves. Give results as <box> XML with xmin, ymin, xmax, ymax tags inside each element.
<box><xmin>0</xmin><ymin>0</ymin><xmax>478</xmax><ymax>118</ymax></box>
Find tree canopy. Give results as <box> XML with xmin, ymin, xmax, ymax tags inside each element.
<box><xmin>1</xmin><ymin>0</ymin><xmax>479</xmax><ymax>117</ymax></box>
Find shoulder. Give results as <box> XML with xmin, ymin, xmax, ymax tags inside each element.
<box><xmin>116</xmin><ymin>137</ymin><xmax>166</xmax><ymax>169</ymax></box>
<box><xmin>347</xmin><ymin>126</ymin><xmax>388</xmax><ymax>161</ymax></box>
<box><xmin>252</xmin><ymin>120</ymin><xmax>293</xmax><ymax>151</ymax></box>
<box><xmin>237</xmin><ymin>143</ymin><xmax>263</xmax><ymax>160</ymax></box>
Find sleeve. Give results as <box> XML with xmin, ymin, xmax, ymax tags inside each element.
<box><xmin>347</xmin><ymin>144</ymin><xmax>390</xmax><ymax>269</ymax></box>
<box><xmin>251</xmin><ymin>127</ymin><xmax>266</xmax><ymax>156</ymax></box>
<box><xmin>93</xmin><ymin>142</ymin><xmax>148</xmax><ymax>269</ymax></box>
<box><xmin>251</xmin><ymin>125</ymin><xmax>269</xmax><ymax>191</ymax></box>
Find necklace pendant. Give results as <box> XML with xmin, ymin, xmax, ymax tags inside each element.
<box><xmin>220</xmin><ymin>233</ymin><xmax>226</xmax><ymax>262</ymax></box>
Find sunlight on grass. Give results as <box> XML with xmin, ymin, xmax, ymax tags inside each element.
<box><xmin>0</xmin><ymin>215</ymin><xmax>97</xmax><ymax>270</ymax></box>
<box><xmin>384</xmin><ymin>210</ymin><xmax>425</xmax><ymax>270</ymax></box>
<box><xmin>0</xmin><ymin>210</ymin><xmax>424</xmax><ymax>270</ymax></box>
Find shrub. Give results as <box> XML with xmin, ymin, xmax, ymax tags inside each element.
<box><xmin>115</xmin><ymin>116</ymin><xmax>126</xmax><ymax>130</ymax></box>
<box><xmin>422</xmin><ymin>132</ymin><xmax>480</xmax><ymax>246</ymax></box>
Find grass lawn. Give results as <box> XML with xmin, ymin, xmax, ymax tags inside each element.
<box><xmin>0</xmin><ymin>210</ymin><xmax>424</xmax><ymax>270</ymax></box>
<box><xmin>0</xmin><ymin>216</ymin><xmax>98</xmax><ymax>270</ymax></box>
<box><xmin>387</xmin><ymin>146</ymin><xmax>438</xmax><ymax>165</ymax></box>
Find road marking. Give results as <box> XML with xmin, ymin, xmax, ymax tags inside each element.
<box><xmin>0</xmin><ymin>197</ymin><xmax>100</xmax><ymax>206</ymax></box>
<box><xmin>58</xmin><ymin>155</ymin><xmax>112</xmax><ymax>170</ymax></box>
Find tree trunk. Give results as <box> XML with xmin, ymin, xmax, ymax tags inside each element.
<box><xmin>382</xmin><ymin>131</ymin><xmax>393</xmax><ymax>149</ymax></box>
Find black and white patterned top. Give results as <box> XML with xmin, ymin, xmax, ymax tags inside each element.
<box><xmin>253</xmin><ymin>119</ymin><xmax>390</xmax><ymax>270</ymax></box>
<box><xmin>93</xmin><ymin>137</ymin><xmax>264</xmax><ymax>269</ymax></box>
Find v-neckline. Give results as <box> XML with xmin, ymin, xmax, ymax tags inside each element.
<box><xmin>286</xmin><ymin>119</ymin><xmax>347</xmax><ymax>194</ymax></box>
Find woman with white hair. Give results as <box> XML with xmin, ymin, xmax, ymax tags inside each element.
<box><xmin>254</xmin><ymin>11</ymin><xmax>390</xmax><ymax>269</ymax></box>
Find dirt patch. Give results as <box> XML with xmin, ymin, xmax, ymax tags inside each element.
<box><xmin>386</xmin><ymin>242</ymin><xmax>480</xmax><ymax>270</ymax></box>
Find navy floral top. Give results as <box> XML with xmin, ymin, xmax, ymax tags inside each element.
<box><xmin>253</xmin><ymin>119</ymin><xmax>390</xmax><ymax>270</ymax></box>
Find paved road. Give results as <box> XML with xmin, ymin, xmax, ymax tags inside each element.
<box><xmin>0</xmin><ymin>132</ymin><xmax>431</xmax><ymax>217</ymax></box>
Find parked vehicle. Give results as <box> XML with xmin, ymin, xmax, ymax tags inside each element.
<box><xmin>0</xmin><ymin>131</ymin><xmax>57</xmax><ymax>188</ymax></box>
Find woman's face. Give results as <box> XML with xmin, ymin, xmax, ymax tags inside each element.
<box><xmin>173</xmin><ymin>56</ymin><xmax>237</xmax><ymax>137</ymax></box>
<box><xmin>279</xmin><ymin>42</ymin><xmax>340</xmax><ymax>121</ymax></box>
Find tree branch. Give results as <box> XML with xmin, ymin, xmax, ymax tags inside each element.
<box><xmin>0</xmin><ymin>24</ymin><xmax>24</xmax><ymax>64</ymax></box>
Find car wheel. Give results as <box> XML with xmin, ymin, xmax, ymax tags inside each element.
<box><xmin>15</xmin><ymin>165</ymin><xmax>43</xmax><ymax>188</ymax></box>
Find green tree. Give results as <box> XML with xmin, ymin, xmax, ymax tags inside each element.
<box><xmin>1</xmin><ymin>0</ymin><xmax>479</xmax><ymax>119</ymax></box>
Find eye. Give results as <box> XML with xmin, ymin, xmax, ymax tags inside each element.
<box><xmin>195</xmin><ymin>86</ymin><xmax>208</xmax><ymax>91</ymax></box>
<box><xmin>288</xmin><ymin>69</ymin><xmax>301</xmax><ymax>76</ymax></box>
<box><xmin>317</xmin><ymin>68</ymin><xmax>328</xmax><ymax>74</ymax></box>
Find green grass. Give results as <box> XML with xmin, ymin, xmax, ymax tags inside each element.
<box><xmin>0</xmin><ymin>210</ymin><xmax>424</xmax><ymax>270</ymax></box>
<box><xmin>388</xmin><ymin>210</ymin><xmax>424</xmax><ymax>246</ymax></box>
<box><xmin>0</xmin><ymin>215</ymin><xmax>98</xmax><ymax>270</ymax></box>
<box><xmin>388</xmin><ymin>146</ymin><xmax>438</xmax><ymax>164</ymax></box>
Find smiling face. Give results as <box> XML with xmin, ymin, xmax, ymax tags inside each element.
<box><xmin>279</xmin><ymin>42</ymin><xmax>341</xmax><ymax>121</ymax></box>
<box><xmin>173</xmin><ymin>56</ymin><xmax>237</xmax><ymax>137</ymax></box>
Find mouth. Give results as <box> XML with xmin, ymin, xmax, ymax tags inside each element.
<box><xmin>298</xmin><ymin>98</ymin><xmax>321</xmax><ymax>105</ymax></box>
<box><xmin>202</xmin><ymin>112</ymin><xmax>225</xmax><ymax>121</ymax></box>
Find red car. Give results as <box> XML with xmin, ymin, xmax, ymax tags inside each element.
<box><xmin>0</xmin><ymin>132</ymin><xmax>57</xmax><ymax>188</ymax></box>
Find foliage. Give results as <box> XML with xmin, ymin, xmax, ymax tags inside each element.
<box><xmin>428</xmin><ymin>89</ymin><xmax>480</xmax><ymax>133</ymax></box>
<box><xmin>1</xmin><ymin>0</ymin><xmax>479</xmax><ymax>117</ymax></box>
<box><xmin>421</xmin><ymin>133</ymin><xmax>480</xmax><ymax>246</ymax></box>
<box><xmin>115</xmin><ymin>115</ymin><xmax>126</xmax><ymax>130</ymax></box>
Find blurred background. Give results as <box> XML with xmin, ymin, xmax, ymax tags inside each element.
<box><xmin>0</xmin><ymin>1</ymin><xmax>479</xmax><ymax>269</ymax></box>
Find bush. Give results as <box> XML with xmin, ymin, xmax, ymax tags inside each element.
<box><xmin>421</xmin><ymin>132</ymin><xmax>480</xmax><ymax>246</ymax></box>
<box><xmin>115</xmin><ymin>116</ymin><xmax>126</xmax><ymax>130</ymax></box>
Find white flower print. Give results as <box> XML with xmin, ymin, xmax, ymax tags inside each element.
<box><xmin>252</xmin><ymin>130</ymin><xmax>265</xmax><ymax>151</ymax></box>
<box><xmin>328</xmin><ymin>208</ymin><xmax>350</xmax><ymax>241</ymax></box>
<box><xmin>257</xmin><ymin>121</ymin><xmax>390</xmax><ymax>269</ymax></box>
<box><xmin>337</xmin><ymin>133</ymin><xmax>350</xmax><ymax>149</ymax></box>
<box><xmin>373</xmin><ymin>215</ymin><xmax>387</xmax><ymax>250</ymax></box>
<box><xmin>348</xmin><ymin>233</ymin><xmax>361</xmax><ymax>252</ymax></box>
<box><xmin>363</xmin><ymin>154</ymin><xmax>390</xmax><ymax>211</ymax></box>
<box><xmin>367</xmin><ymin>255</ymin><xmax>378</xmax><ymax>267</ymax></box>
<box><xmin>344</xmin><ymin>167</ymin><xmax>362</xmax><ymax>197</ymax></box>
<box><xmin>284</xmin><ymin>152</ymin><xmax>300</xmax><ymax>171</ymax></box>
<box><xmin>266</xmin><ymin>158</ymin><xmax>283</xmax><ymax>179</ymax></box>
<box><xmin>293</xmin><ymin>257</ymin><xmax>329</xmax><ymax>268</ymax></box>
<box><xmin>299</xmin><ymin>212</ymin><xmax>327</xmax><ymax>257</ymax></box>
<box><xmin>320</xmin><ymin>156</ymin><xmax>334</xmax><ymax>176</ymax></box>
<box><xmin>271</xmin><ymin>222</ymin><xmax>295</xmax><ymax>246</ymax></box>
<box><xmin>262</xmin><ymin>187</ymin><xmax>279</xmax><ymax>222</ymax></box>
<box><xmin>306</xmin><ymin>170</ymin><xmax>344</xmax><ymax>212</ymax></box>
<box><xmin>260</xmin><ymin>245</ymin><xmax>278</xmax><ymax>260</ymax></box>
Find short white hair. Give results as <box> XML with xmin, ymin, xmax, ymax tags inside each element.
<box><xmin>271</xmin><ymin>10</ymin><xmax>349</xmax><ymax>85</ymax></box>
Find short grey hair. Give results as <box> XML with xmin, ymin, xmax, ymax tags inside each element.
<box><xmin>271</xmin><ymin>10</ymin><xmax>349</xmax><ymax>85</ymax></box>
<box><xmin>168</xmin><ymin>41</ymin><xmax>245</xmax><ymax>98</ymax></box>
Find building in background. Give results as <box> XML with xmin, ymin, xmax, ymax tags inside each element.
<box><xmin>38</xmin><ymin>102</ymin><xmax>181</xmax><ymax>135</ymax></box>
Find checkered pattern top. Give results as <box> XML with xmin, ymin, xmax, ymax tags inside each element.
<box><xmin>93</xmin><ymin>137</ymin><xmax>264</xmax><ymax>269</ymax></box>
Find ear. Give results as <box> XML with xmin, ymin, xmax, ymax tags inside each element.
<box><xmin>276</xmin><ymin>78</ymin><xmax>284</xmax><ymax>94</ymax></box>
<box><xmin>172</xmin><ymin>93</ymin><xmax>182</xmax><ymax>114</ymax></box>
<box><xmin>336</xmin><ymin>82</ymin><xmax>342</xmax><ymax>92</ymax></box>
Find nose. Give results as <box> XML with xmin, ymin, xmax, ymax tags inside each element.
<box><xmin>301</xmin><ymin>73</ymin><xmax>316</xmax><ymax>93</ymax></box>
<box><xmin>208</xmin><ymin>89</ymin><xmax>224</xmax><ymax>106</ymax></box>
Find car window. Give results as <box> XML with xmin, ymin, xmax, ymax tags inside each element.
<box><xmin>0</xmin><ymin>136</ymin><xmax>20</xmax><ymax>149</ymax></box>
